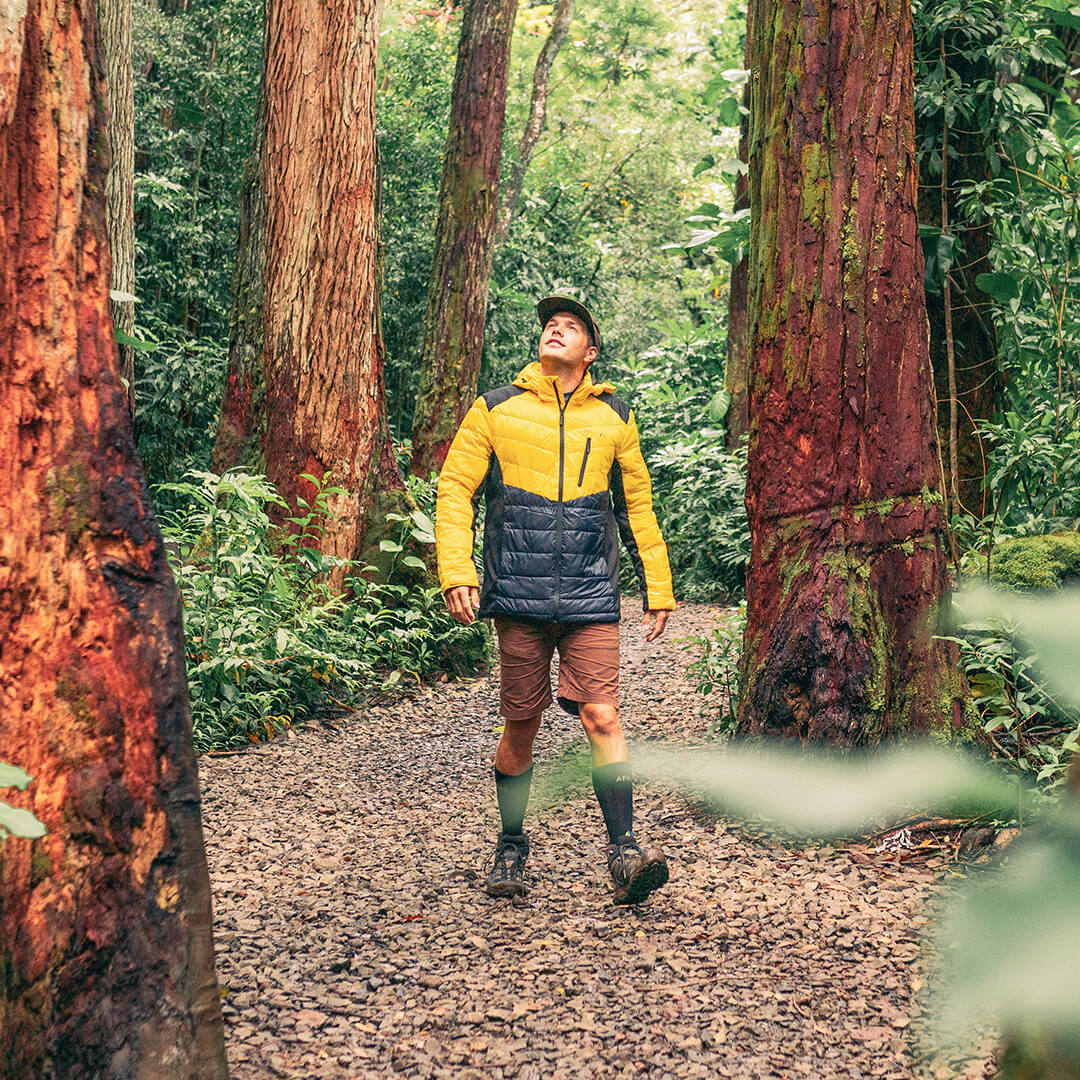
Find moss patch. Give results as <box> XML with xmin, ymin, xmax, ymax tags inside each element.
<box><xmin>989</xmin><ymin>532</ymin><xmax>1080</xmax><ymax>591</ymax></box>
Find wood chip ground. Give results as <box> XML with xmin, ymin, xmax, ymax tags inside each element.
<box><xmin>200</xmin><ymin>602</ymin><xmax>998</xmax><ymax>1079</ymax></box>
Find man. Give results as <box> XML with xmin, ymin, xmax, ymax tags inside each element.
<box><xmin>435</xmin><ymin>295</ymin><xmax>675</xmax><ymax>904</ymax></box>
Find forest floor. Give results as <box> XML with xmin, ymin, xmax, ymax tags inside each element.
<box><xmin>200</xmin><ymin>601</ymin><xmax>998</xmax><ymax>1080</ymax></box>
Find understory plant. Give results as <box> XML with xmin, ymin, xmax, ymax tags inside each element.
<box><xmin>944</xmin><ymin>595</ymin><xmax>1080</xmax><ymax>789</ymax></box>
<box><xmin>158</xmin><ymin>469</ymin><xmax>488</xmax><ymax>752</ymax></box>
<box><xmin>681</xmin><ymin>601</ymin><xmax>746</xmax><ymax>738</ymax></box>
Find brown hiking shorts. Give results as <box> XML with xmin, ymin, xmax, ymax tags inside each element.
<box><xmin>493</xmin><ymin>617</ymin><xmax>620</xmax><ymax>721</ymax></box>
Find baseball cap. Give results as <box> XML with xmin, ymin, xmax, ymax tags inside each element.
<box><xmin>536</xmin><ymin>295</ymin><xmax>602</xmax><ymax>351</ymax></box>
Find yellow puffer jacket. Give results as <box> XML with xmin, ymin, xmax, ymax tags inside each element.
<box><xmin>436</xmin><ymin>361</ymin><xmax>675</xmax><ymax>623</ymax></box>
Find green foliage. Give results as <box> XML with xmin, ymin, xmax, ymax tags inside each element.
<box><xmin>0</xmin><ymin>764</ymin><xmax>46</xmax><ymax>842</ymax></box>
<box><xmin>990</xmin><ymin>531</ymin><xmax>1080</xmax><ymax>590</ymax></box>
<box><xmin>376</xmin><ymin>13</ymin><xmax>457</xmax><ymax>436</ymax></box>
<box><xmin>134</xmin><ymin>330</ymin><xmax>226</xmax><ymax>497</ymax></box>
<box><xmin>979</xmin><ymin>404</ymin><xmax>1080</xmax><ymax>528</ymax></box>
<box><xmin>377</xmin><ymin>1</ymin><xmax>732</xmax><ymax>432</ymax></box>
<box><xmin>944</xmin><ymin>619</ymin><xmax>1079</xmax><ymax>786</ymax></box>
<box><xmin>133</xmin><ymin>0</ymin><xmax>262</xmax><ymax>342</ymax></box>
<box><xmin>681</xmin><ymin>601</ymin><xmax>745</xmax><ymax>738</ymax></box>
<box><xmin>158</xmin><ymin>469</ymin><xmax>488</xmax><ymax>752</ymax></box>
<box><xmin>607</xmin><ymin>328</ymin><xmax>749</xmax><ymax>601</ymax></box>
<box><xmin>944</xmin><ymin>585</ymin><xmax>1080</xmax><ymax>787</ymax></box>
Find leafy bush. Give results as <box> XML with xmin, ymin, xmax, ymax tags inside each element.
<box><xmin>158</xmin><ymin>469</ymin><xmax>488</xmax><ymax>752</ymax></box>
<box><xmin>944</xmin><ymin>600</ymin><xmax>1080</xmax><ymax>788</ymax></box>
<box><xmin>979</xmin><ymin>404</ymin><xmax>1080</xmax><ymax>531</ymax></box>
<box><xmin>134</xmin><ymin>330</ymin><xmax>226</xmax><ymax>497</ymax></box>
<box><xmin>681</xmin><ymin>601</ymin><xmax>746</xmax><ymax>738</ymax></box>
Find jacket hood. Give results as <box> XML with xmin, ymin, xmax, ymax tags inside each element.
<box><xmin>513</xmin><ymin>361</ymin><xmax>615</xmax><ymax>400</ymax></box>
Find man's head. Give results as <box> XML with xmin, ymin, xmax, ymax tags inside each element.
<box><xmin>536</xmin><ymin>295</ymin><xmax>601</xmax><ymax>377</ymax></box>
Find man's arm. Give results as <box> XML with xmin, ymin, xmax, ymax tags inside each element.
<box><xmin>612</xmin><ymin>409</ymin><xmax>675</xmax><ymax>639</ymax></box>
<box><xmin>435</xmin><ymin>397</ymin><xmax>493</xmax><ymax>623</ymax></box>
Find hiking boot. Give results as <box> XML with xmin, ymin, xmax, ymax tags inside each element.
<box><xmin>486</xmin><ymin>832</ymin><xmax>529</xmax><ymax>898</ymax></box>
<box><xmin>607</xmin><ymin>833</ymin><xmax>669</xmax><ymax>905</ymax></box>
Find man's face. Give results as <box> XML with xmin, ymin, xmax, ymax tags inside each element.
<box><xmin>538</xmin><ymin>312</ymin><xmax>597</xmax><ymax>369</ymax></box>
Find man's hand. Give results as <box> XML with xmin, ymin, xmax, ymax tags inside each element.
<box><xmin>642</xmin><ymin>609</ymin><xmax>670</xmax><ymax>643</ymax></box>
<box><xmin>445</xmin><ymin>585</ymin><xmax>481</xmax><ymax>625</ymax></box>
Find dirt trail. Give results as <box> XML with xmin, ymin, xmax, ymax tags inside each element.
<box><xmin>200</xmin><ymin>602</ymin><xmax>994</xmax><ymax>1079</ymax></box>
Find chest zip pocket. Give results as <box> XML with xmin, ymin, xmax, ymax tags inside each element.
<box><xmin>577</xmin><ymin>437</ymin><xmax>592</xmax><ymax>487</ymax></box>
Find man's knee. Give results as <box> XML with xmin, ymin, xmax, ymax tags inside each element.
<box><xmin>500</xmin><ymin>713</ymin><xmax>543</xmax><ymax>746</ymax></box>
<box><xmin>579</xmin><ymin>702</ymin><xmax>621</xmax><ymax>741</ymax></box>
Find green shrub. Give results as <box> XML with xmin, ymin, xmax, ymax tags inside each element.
<box><xmin>990</xmin><ymin>532</ymin><xmax>1080</xmax><ymax>591</ymax></box>
<box><xmin>681</xmin><ymin>602</ymin><xmax>746</xmax><ymax>738</ymax></box>
<box><xmin>158</xmin><ymin>469</ymin><xmax>488</xmax><ymax>752</ymax></box>
<box><xmin>943</xmin><ymin>605</ymin><xmax>1080</xmax><ymax>788</ymax></box>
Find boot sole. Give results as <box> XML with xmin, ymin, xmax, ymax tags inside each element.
<box><xmin>486</xmin><ymin>880</ymin><xmax>527</xmax><ymax>899</ymax></box>
<box><xmin>613</xmin><ymin>853</ymin><xmax>669</xmax><ymax>905</ymax></box>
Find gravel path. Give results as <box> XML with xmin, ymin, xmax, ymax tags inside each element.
<box><xmin>200</xmin><ymin>602</ymin><xmax>995</xmax><ymax>1079</ymax></box>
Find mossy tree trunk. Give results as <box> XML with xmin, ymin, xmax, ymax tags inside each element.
<box><xmin>409</xmin><ymin>0</ymin><xmax>519</xmax><ymax>480</ymax></box>
<box><xmin>0</xmin><ymin>0</ymin><xmax>228</xmax><ymax>1074</ymax></box>
<box><xmin>228</xmin><ymin>0</ymin><xmax>408</xmax><ymax>578</ymax></box>
<box><xmin>738</xmin><ymin>0</ymin><xmax>966</xmax><ymax>742</ymax></box>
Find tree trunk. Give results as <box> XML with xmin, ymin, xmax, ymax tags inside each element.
<box><xmin>254</xmin><ymin>0</ymin><xmax>407</xmax><ymax>575</ymax></box>
<box><xmin>0</xmin><ymin>1</ymin><xmax>228</xmax><ymax>1075</ymax></box>
<box><xmin>496</xmin><ymin>0</ymin><xmax>574</xmax><ymax>240</ymax></box>
<box><xmin>100</xmin><ymin>0</ymin><xmax>136</xmax><ymax>415</ymax></box>
<box><xmin>725</xmin><ymin>77</ymin><xmax>751</xmax><ymax>450</ymax></box>
<box><xmin>409</xmin><ymin>0</ymin><xmax>519</xmax><ymax>480</ymax></box>
<box><xmin>737</xmin><ymin>0</ymin><xmax>966</xmax><ymax>743</ymax></box>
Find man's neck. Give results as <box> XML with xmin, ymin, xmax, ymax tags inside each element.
<box><xmin>539</xmin><ymin>360</ymin><xmax>589</xmax><ymax>395</ymax></box>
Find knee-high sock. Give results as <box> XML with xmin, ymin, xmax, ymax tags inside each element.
<box><xmin>592</xmin><ymin>761</ymin><xmax>633</xmax><ymax>841</ymax></box>
<box><xmin>494</xmin><ymin>765</ymin><xmax>533</xmax><ymax>836</ymax></box>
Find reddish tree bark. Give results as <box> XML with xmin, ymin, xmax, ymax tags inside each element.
<box><xmin>219</xmin><ymin>0</ymin><xmax>407</xmax><ymax>576</ymax></box>
<box><xmin>0</xmin><ymin>1</ymin><xmax>228</xmax><ymax>1075</ymax></box>
<box><xmin>409</xmin><ymin>0</ymin><xmax>519</xmax><ymax>480</ymax></box>
<box><xmin>496</xmin><ymin>0</ymin><xmax>574</xmax><ymax>240</ymax></box>
<box><xmin>738</xmin><ymin>0</ymin><xmax>967</xmax><ymax>742</ymax></box>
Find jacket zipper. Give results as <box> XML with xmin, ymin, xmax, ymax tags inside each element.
<box><xmin>577</xmin><ymin>437</ymin><xmax>591</xmax><ymax>488</ymax></box>
<box><xmin>553</xmin><ymin>381</ymin><xmax>571</xmax><ymax>618</ymax></box>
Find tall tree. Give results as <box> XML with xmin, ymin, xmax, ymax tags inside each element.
<box><xmin>496</xmin><ymin>0</ymin><xmax>575</xmax><ymax>240</ymax></box>
<box><xmin>0</xmin><ymin>0</ymin><xmax>228</xmax><ymax>1074</ymax></box>
<box><xmin>737</xmin><ymin>0</ymin><xmax>966</xmax><ymax>742</ymax></box>
<box><xmin>214</xmin><ymin>0</ymin><xmax>407</xmax><ymax>573</ymax></box>
<box><xmin>409</xmin><ymin>0</ymin><xmax>519</xmax><ymax>480</ymax></box>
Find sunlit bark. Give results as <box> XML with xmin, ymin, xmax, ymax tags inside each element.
<box><xmin>0</xmin><ymin>0</ymin><xmax>228</xmax><ymax>1073</ymax></box>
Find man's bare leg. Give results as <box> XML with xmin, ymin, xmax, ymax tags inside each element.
<box><xmin>578</xmin><ymin>702</ymin><xmax>626</xmax><ymax>767</ymax></box>
<box><xmin>494</xmin><ymin>713</ymin><xmax>543</xmax><ymax>775</ymax></box>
